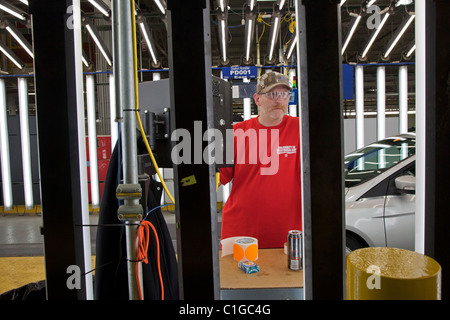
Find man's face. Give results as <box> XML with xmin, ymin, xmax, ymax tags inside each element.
<box><xmin>254</xmin><ymin>85</ymin><xmax>290</xmax><ymax>123</ymax></box>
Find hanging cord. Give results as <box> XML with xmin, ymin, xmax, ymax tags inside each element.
<box><xmin>128</xmin><ymin>0</ymin><xmax>170</xmax><ymax>300</ymax></box>
<box><xmin>136</xmin><ymin>219</ymin><xmax>164</xmax><ymax>300</ymax></box>
<box><xmin>130</xmin><ymin>0</ymin><xmax>175</xmax><ymax>204</ymax></box>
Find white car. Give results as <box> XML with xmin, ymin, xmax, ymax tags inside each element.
<box><xmin>345</xmin><ymin>133</ymin><xmax>416</xmax><ymax>254</ymax></box>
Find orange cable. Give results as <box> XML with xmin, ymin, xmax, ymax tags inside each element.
<box><xmin>136</xmin><ymin>220</ymin><xmax>164</xmax><ymax>300</ymax></box>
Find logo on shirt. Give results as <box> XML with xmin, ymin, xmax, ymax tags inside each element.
<box><xmin>277</xmin><ymin>145</ymin><xmax>297</xmax><ymax>157</ymax></box>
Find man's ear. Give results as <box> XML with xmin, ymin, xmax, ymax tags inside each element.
<box><xmin>253</xmin><ymin>92</ymin><xmax>260</xmax><ymax>106</ymax></box>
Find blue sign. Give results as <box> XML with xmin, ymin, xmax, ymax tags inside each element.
<box><xmin>222</xmin><ymin>66</ymin><xmax>258</xmax><ymax>79</ymax></box>
<box><xmin>343</xmin><ymin>64</ymin><xmax>354</xmax><ymax>100</ymax></box>
<box><xmin>289</xmin><ymin>88</ymin><xmax>298</xmax><ymax>105</ymax></box>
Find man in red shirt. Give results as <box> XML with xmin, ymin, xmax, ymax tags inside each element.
<box><xmin>220</xmin><ymin>71</ymin><xmax>302</xmax><ymax>248</ymax></box>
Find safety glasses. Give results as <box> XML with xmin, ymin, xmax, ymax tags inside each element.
<box><xmin>262</xmin><ymin>91</ymin><xmax>290</xmax><ymax>100</ymax></box>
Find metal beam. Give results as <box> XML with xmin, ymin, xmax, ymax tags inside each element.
<box><xmin>30</xmin><ymin>0</ymin><xmax>89</xmax><ymax>299</ymax></box>
<box><xmin>420</xmin><ymin>0</ymin><xmax>450</xmax><ymax>300</ymax></box>
<box><xmin>167</xmin><ymin>0</ymin><xmax>220</xmax><ymax>299</ymax></box>
<box><xmin>297</xmin><ymin>0</ymin><xmax>345</xmax><ymax>299</ymax></box>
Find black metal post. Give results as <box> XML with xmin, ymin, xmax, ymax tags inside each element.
<box><xmin>167</xmin><ymin>0</ymin><xmax>220</xmax><ymax>299</ymax></box>
<box><xmin>425</xmin><ymin>0</ymin><xmax>450</xmax><ymax>300</ymax></box>
<box><xmin>297</xmin><ymin>0</ymin><xmax>345</xmax><ymax>299</ymax></box>
<box><xmin>30</xmin><ymin>0</ymin><xmax>88</xmax><ymax>299</ymax></box>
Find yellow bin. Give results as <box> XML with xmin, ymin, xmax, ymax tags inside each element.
<box><xmin>347</xmin><ymin>247</ymin><xmax>441</xmax><ymax>300</ymax></box>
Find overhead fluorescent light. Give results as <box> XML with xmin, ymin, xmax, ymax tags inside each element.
<box><xmin>219</xmin><ymin>0</ymin><xmax>226</xmax><ymax>11</ymax></box>
<box><xmin>383</xmin><ymin>14</ymin><xmax>415</xmax><ymax>58</ymax></box>
<box><xmin>361</xmin><ymin>12</ymin><xmax>390</xmax><ymax>58</ymax></box>
<box><xmin>153</xmin><ymin>0</ymin><xmax>166</xmax><ymax>15</ymax></box>
<box><xmin>86</xmin><ymin>75</ymin><xmax>100</xmax><ymax>209</ymax></box>
<box><xmin>244</xmin><ymin>11</ymin><xmax>256</xmax><ymax>62</ymax></box>
<box><xmin>285</xmin><ymin>31</ymin><xmax>297</xmax><ymax>60</ymax></box>
<box><xmin>18</xmin><ymin>77</ymin><xmax>34</xmax><ymax>210</ymax></box>
<box><xmin>220</xmin><ymin>19</ymin><xmax>227</xmax><ymax>62</ymax></box>
<box><xmin>0</xmin><ymin>0</ymin><xmax>27</xmax><ymax>21</ymax></box>
<box><xmin>406</xmin><ymin>43</ymin><xmax>416</xmax><ymax>57</ymax></box>
<box><xmin>86</xmin><ymin>21</ymin><xmax>113</xmax><ymax>66</ymax></box>
<box><xmin>0</xmin><ymin>41</ymin><xmax>25</xmax><ymax>69</ymax></box>
<box><xmin>245</xmin><ymin>18</ymin><xmax>253</xmax><ymax>61</ymax></box>
<box><xmin>138</xmin><ymin>19</ymin><xmax>159</xmax><ymax>65</ymax></box>
<box><xmin>88</xmin><ymin>0</ymin><xmax>110</xmax><ymax>17</ymax></box>
<box><xmin>5</xmin><ymin>21</ymin><xmax>33</xmax><ymax>58</ymax></box>
<box><xmin>249</xmin><ymin>0</ymin><xmax>256</xmax><ymax>11</ymax></box>
<box><xmin>396</xmin><ymin>0</ymin><xmax>413</xmax><ymax>6</ymax></box>
<box><xmin>0</xmin><ymin>79</ymin><xmax>13</xmax><ymax>211</ymax></box>
<box><xmin>342</xmin><ymin>15</ymin><xmax>362</xmax><ymax>55</ymax></box>
<box><xmin>268</xmin><ymin>13</ymin><xmax>281</xmax><ymax>61</ymax></box>
<box><xmin>82</xmin><ymin>50</ymin><xmax>92</xmax><ymax>68</ymax></box>
<box><xmin>278</xmin><ymin>0</ymin><xmax>286</xmax><ymax>10</ymax></box>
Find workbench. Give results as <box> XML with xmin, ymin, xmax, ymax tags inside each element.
<box><xmin>219</xmin><ymin>248</ymin><xmax>304</xmax><ymax>300</ymax></box>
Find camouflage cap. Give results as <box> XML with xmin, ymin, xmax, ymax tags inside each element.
<box><xmin>256</xmin><ymin>71</ymin><xmax>292</xmax><ymax>94</ymax></box>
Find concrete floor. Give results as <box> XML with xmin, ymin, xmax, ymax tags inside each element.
<box><xmin>0</xmin><ymin>210</ymin><xmax>178</xmax><ymax>295</ymax></box>
<box><xmin>0</xmin><ymin>209</ymin><xmax>221</xmax><ymax>295</ymax></box>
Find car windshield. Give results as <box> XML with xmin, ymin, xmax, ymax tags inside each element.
<box><xmin>344</xmin><ymin>135</ymin><xmax>416</xmax><ymax>188</ymax></box>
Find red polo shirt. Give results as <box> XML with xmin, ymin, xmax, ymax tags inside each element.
<box><xmin>220</xmin><ymin>115</ymin><xmax>302</xmax><ymax>248</ymax></box>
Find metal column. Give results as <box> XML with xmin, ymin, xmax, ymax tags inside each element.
<box><xmin>30</xmin><ymin>0</ymin><xmax>90</xmax><ymax>299</ymax></box>
<box><xmin>167</xmin><ymin>0</ymin><xmax>220</xmax><ymax>299</ymax></box>
<box><xmin>296</xmin><ymin>0</ymin><xmax>345</xmax><ymax>299</ymax></box>
<box><xmin>418</xmin><ymin>0</ymin><xmax>450</xmax><ymax>299</ymax></box>
<box><xmin>111</xmin><ymin>0</ymin><xmax>143</xmax><ymax>300</ymax></box>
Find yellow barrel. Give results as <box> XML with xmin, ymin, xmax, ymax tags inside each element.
<box><xmin>346</xmin><ymin>247</ymin><xmax>441</xmax><ymax>300</ymax></box>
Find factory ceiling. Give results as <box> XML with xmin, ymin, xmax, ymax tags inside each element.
<box><xmin>0</xmin><ymin>0</ymin><xmax>416</xmax><ymax>112</ymax></box>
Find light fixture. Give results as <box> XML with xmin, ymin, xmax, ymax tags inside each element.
<box><xmin>5</xmin><ymin>21</ymin><xmax>33</xmax><ymax>58</ymax></box>
<box><xmin>342</xmin><ymin>15</ymin><xmax>362</xmax><ymax>55</ymax></box>
<box><xmin>137</xmin><ymin>17</ymin><xmax>159</xmax><ymax>66</ymax></box>
<box><xmin>285</xmin><ymin>30</ymin><xmax>297</xmax><ymax>60</ymax></box>
<box><xmin>18</xmin><ymin>77</ymin><xmax>34</xmax><ymax>210</ymax></box>
<box><xmin>248</xmin><ymin>0</ymin><xmax>255</xmax><ymax>11</ymax></box>
<box><xmin>82</xmin><ymin>50</ymin><xmax>92</xmax><ymax>68</ymax></box>
<box><xmin>0</xmin><ymin>0</ymin><xmax>27</xmax><ymax>21</ymax></box>
<box><xmin>86</xmin><ymin>21</ymin><xmax>113</xmax><ymax>66</ymax></box>
<box><xmin>243</xmin><ymin>5</ymin><xmax>256</xmax><ymax>63</ymax></box>
<box><xmin>220</xmin><ymin>19</ymin><xmax>227</xmax><ymax>61</ymax></box>
<box><xmin>219</xmin><ymin>0</ymin><xmax>226</xmax><ymax>11</ymax></box>
<box><xmin>153</xmin><ymin>0</ymin><xmax>166</xmax><ymax>15</ymax></box>
<box><xmin>86</xmin><ymin>74</ymin><xmax>100</xmax><ymax>209</ymax></box>
<box><xmin>360</xmin><ymin>12</ymin><xmax>390</xmax><ymax>59</ymax></box>
<box><xmin>396</xmin><ymin>0</ymin><xmax>413</xmax><ymax>6</ymax></box>
<box><xmin>277</xmin><ymin>0</ymin><xmax>286</xmax><ymax>10</ymax></box>
<box><xmin>340</xmin><ymin>0</ymin><xmax>347</xmax><ymax>6</ymax></box>
<box><xmin>355</xmin><ymin>65</ymin><xmax>365</xmax><ymax>150</ymax></box>
<box><xmin>383</xmin><ymin>14</ymin><xmax>415</xmax><ymax>58</ymax></box>
<box><xmin>0</xmin><ymin>78</ymin><xmax>13</xmax><ymax>211</ymax></box>
<box><xmin>18</xmin><ymin>0</ymin><xmax>28</xmax><ymax>5</ymax></box>
<box><xmin>217</xmin><ymin>1</ymin><xmax>229</xmax><ymax>64</ymax></box>
<box><xmin>398</xmin><ymin>65</ymin><xmax>408</xmax><ymax>134</ymax></box>
<box><xmin>0</xmin><ymin>41</ymin><xmax>25</xmax><ymax>69</ymax></box>
<box><xmin>405</xmin><ymin>42</ymin><xmax>416</xmax><ymax>58</ymax></box>
<box><xmin>88</xmin><ymin>0</ymin><xmax>110</xmax><ymax>17</ymax></box>
<box><xmin>267</xmin><ymin>11</ymin><xmax>281</xmax><ymax>62</ymax></box>
<box><xmin>109</xmin><ymin>73</ymin><xmax>118</xmax><ymax>152</ymax></box>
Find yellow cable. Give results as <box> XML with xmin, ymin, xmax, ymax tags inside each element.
<box><xmin>130</xmin><ymin>1</ymin><xmax>175</xmax><ymax>204</ymax></box>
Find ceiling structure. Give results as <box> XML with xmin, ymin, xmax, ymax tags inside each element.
<box><xmin>0</xmin><ymin>0</ymin><xmax>416</xmax><ymax>123</ymax></box>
